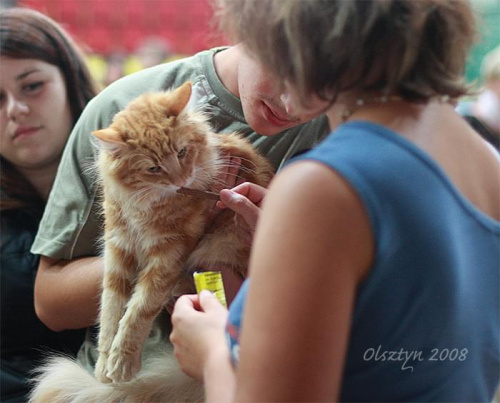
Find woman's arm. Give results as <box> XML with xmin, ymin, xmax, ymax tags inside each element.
<box><xmin>34</xmin><ymin>256</ymin><xmax>103</xmax><ymax>331</ymax></box>
<box><xmin>203</xmin><ymin>341</ymin><xmax>236</xmax><ymax>403</ymax></box>
<box><xmin>171</xmin><ymin>292</ymin><xmax>235</xmax><ymax>403</ymax></box>
<box><xmin>235</xmin><ymin>161</ymin><xmax>374</xmax><ymax>401</ymax></box>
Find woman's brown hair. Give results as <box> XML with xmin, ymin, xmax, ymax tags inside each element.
<box><xmin>0</xmin><ymin>7</ymin><xmax>97</xmax><ymax>216</ymax></box>
<box><xmin>217</xmin><ymin>0</ymin><xmax>477</xmax><ymax>103</ymax></box>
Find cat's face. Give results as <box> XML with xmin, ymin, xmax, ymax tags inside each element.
<box><xmin>93</xmin><ymin>82</ymin><xmax>218</xmax><ymax>197</ymax></box>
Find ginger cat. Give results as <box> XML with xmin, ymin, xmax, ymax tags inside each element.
<box><xmin>93</xmin><ymin>81</ymin><xmax>273</xmax><ymax>383</ymax></box>
<box><xmin>30</xmin><ymin>82</ymin><xmax>273</xmax><ymax>402</ymax></box>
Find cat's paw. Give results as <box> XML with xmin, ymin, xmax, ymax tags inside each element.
<box><xmin>95</xmin><ymin>353</ymin><xmax>112</xmax><ymax>383</ymax></box>
<box><xmin>106</xmin><ymin>349</ymin><xmax>142</xmax><ymax>383</ymax></box>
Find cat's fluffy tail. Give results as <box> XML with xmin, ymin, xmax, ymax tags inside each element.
<box><xmin>29</xmin><ymin>349</ymin><xmax>204</xmax><ymax>403</ymax></box>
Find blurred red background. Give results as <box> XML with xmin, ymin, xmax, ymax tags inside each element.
<box><xmin>18</xmin><ymin>0</ymin><xmax>226</xmax><ymax>56</ymax></box>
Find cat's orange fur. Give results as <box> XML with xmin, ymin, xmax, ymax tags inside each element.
<box><xmin>92</xmin><ymin>82</ymin><xmax>273</xmax><ymax>384</ymax></box>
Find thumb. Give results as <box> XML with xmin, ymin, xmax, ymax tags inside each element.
<box><xmin>219</xmin><ymin>189</ymin><xmax>260</xmax><ymax>229</ymax></box>
<box><xmin>199</xmin><ymin>290</ymin><xmax>226</xmax><ymax>312</ymax></box>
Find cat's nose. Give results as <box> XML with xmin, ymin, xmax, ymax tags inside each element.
<box><xmin>176</xmin><ymin>175</ymin><xmax>193</xmax><ymax>188</ymax></box>
<box><xmin>175</xmin><ymin>179</ymin><xmax>188</xmax><ymax>188</ymax></box>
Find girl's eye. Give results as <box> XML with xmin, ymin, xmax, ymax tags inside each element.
<box><xmin>177</xmin><ymin>148</ymin><xmax>187</xmax><ymax>158</ymax></box>
<box><xmin>147</xmin><ymin>166</ymin><xmax>161</xmax><ymax>173</ymax></box>
<box><xmin>23</xmin><ymin>82</ymin><xmax>43</xmax><ymax>94</ymax></box>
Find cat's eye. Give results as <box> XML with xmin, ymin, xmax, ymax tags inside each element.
<box><xmin>177</xmin><ymin>148</ymin><xmax>187</xmax><ymax>158</ymax></box>
<box><xmin>147</xmin><ymin>166</ymin><xmax>161</xmax><ymax>173</ymax></box>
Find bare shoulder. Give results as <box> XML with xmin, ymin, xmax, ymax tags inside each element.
<box><xmin>271</xmin><ymin>160</ymin><xmax>359</xmax><ymax>204</ymax></box>
<box><xmin>259</xmin><ymin>160</ymin><xmax>375</xmax><ymax>282</ymax></box>
<box><xmin>414</xmin><ymin>106</ymin><xmax>500</xmax><ymax>221</ymax></box>
<box><xmin>267</xmin><ymin>159</ymin><xmax>369</xmax><ymax>225</ymax></box>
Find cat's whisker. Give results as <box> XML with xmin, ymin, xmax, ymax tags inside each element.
<box><xmin>215</xmin><ymin>160</ymin><xmax>259</xmax><ymax>174</ymax></box>
<box><xmin>212</xmin><ymin>170</ymin><xmax>249</xmax><ymax>179</ymax></box>
<box><xmin>217</xmin><ymin>153</ymin><xmax>257</xmax><ymax>165</ymax></box>
<box><xmin>208</xmin><ymin>173</ymin><xmax>251</xmax><ymax>188</ymax></box>
<box><xmin>214</xmin><ymin>167</ymin><xmax>257</xmax><ymax>180</ymax></box>
<box><xmin>230</xmin><ymin>155</ymin><xmax>259</xmax><ymax>169</ymax></box>
<box><xmin>212</xmin><ymin>168</ymin><xmax>256</xmax><ymax>181</ymax></box>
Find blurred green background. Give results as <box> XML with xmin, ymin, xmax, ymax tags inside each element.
<box><xmin>467</xmin><ymin>0</ymin><xmax>500</xmax><ymax>87</ymax></box>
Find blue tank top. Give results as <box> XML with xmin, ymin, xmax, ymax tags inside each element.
<box><xmin>226</xmin><ymin>121</ymin><xmax>500</xmax><ymax>401</ymax></box>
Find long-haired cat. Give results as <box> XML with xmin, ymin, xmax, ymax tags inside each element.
<box><xmin>30</xmin><ymin>81</ymin><xmax>273</xmax><ymax>402</ymax></box>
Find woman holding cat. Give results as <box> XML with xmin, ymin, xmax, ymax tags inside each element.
<box><xmin>171</xmin><ymin>0</ymin><xmax>500</xmax><ymax>401</ymax></box>
<box><xmin>0</xmin><ymin>8</ymin><xmax>97</xmax><ymax>401</ymax></box>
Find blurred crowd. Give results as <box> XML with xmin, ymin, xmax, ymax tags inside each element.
<box><xmin>86</xmin><ymin>36</ymin><xmax>186</xmax><ymax>89</ymax></box>
<box><xmin>456</xmin><ymin>45</ymin><xmax>500</xmax><ymax>148</ymax></box>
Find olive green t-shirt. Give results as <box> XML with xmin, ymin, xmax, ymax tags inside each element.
<box><xmin>31</xmin><ymin>47</ymin><xmax>329</xmax><ymax>370</ymax></box>
<box><xmin>32</xmin><ymin>47</ymin><xmax>327</xmax><ymax>259</ymax></box>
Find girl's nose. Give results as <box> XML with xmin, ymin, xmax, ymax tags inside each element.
<box><xmin>6</xmin><ymin>95</ymin><xmax>30</xmax><ymax>122</ymax></box>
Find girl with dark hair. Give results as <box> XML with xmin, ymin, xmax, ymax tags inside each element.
<box><xmin>0</xmin><ymin>7</ymin><xmax>97</xmax><ymax>401</ymax></box>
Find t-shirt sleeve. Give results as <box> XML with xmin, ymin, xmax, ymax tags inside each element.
<box><xmin>31</xmin><ymin>96</ymin><xmax>110</xmax><ymax>260</ymax></box>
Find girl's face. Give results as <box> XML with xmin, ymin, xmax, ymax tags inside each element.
<box><xmin>0</xmin><ymin>57</ymin><xmax>72</xmax><ymax>171</ymax></box>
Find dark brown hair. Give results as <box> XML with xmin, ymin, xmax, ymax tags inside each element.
<box><xmin>217</xmin><ymin>0</ymin><xmax>477</xmax><ymax>103</ymax></box>
<box><xmin>0</xmin><ymin>7</ymin><xmax>97</xmax><ymax>216</ymax></box>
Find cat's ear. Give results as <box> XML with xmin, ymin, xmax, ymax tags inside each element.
<box><xmin>169</xmin><ymin>81</ymin><xmax>192</xmax><ymax>116</ymax></box>
<box><xmin>92</xmin><ymin>129</ymin><xmax>125</xmax><ymax>153</ymax></box>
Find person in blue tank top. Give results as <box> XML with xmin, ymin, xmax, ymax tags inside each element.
<box><xmin>170</xmin><ymin>1</ymin><xmax>500</xmax><ymax>401</ymax></box>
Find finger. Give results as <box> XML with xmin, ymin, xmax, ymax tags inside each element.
<box><xmin>199</xmin><ymin>290</ymin><xmax>228</xmax><ymax>313</ymax></box>
<box><xmin>173</xmin><ymin>294</ymin><xmax>201</xmax><ymax>315</ymax></box>
<box><xmin>218</xmin><ymin>189</ymin><xmax>260</xmax><ymax>229</ymax></box>
<box><xmin>216</xmin><ymin>199</ymin><xmax>228</xmax><ymax>209</ymax></box>
<box><xmin>231</xmin><ymin>182</ymin><xmax>267</xmax><ymax>205</ymax></box>
<box><xmin>216</xmin><ymin>182</ymin><xmax>255</xmax><ymax>209</ymax></box>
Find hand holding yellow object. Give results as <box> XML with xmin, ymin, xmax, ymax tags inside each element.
<box><xmin>193</xmin><ymin>271</ymin><xmax>227</xmax><ymax>308</ymax></box>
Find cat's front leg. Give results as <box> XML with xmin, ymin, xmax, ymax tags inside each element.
<box><xmin>95</xmin><ymin>246</ymin><xmax>136</xmax><ymax>383</ymax></box>
<box><xmin>106</xmin><ymin>256</ymin><xmax>185</xmax><ymax>383</ymax></box>
<box><xmin>105</xmin><ymin>306</ymin><xmax>154</xmax><ymax>383</ymax></box>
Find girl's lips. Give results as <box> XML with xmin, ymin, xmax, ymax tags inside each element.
<box><xmin>262</xmin><ymin>102</ymin><xmax>295</xmax><ymax>127</ymax></box>
<box><xmin>13</xmin><ymin>126</ymin><xmax>40</xmax><ymax>140</ymax></box>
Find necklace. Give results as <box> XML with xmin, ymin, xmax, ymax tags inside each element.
<box><xmin>341</xmin><ymin>94</ymin><xmax>451</xmax><ymax>122</ymax></box>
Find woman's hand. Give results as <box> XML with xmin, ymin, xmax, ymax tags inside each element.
<box><xmin>170</xmin><ymin>291</ymin><xmax>229</xmax><ymax>381</ymax></box>
<box><xmin>217</xmin><ymin>182</ymin><xmax>268</xmax><ymax>245</ymax></box>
